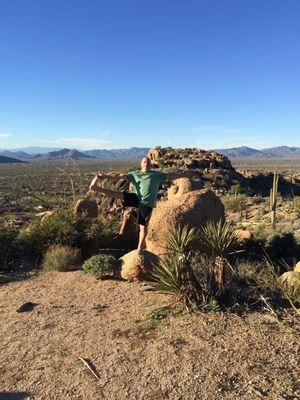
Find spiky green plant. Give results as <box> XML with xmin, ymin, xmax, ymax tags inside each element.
<box><xmin>167</xmin><ymin>225</ymin><xmax>198</xmax><ymax>255</ymax></box>
<box><xmin>150</xmin><ymin>254</ymin><xmax>182</xmax><ymax>294</ymax></box>
<box><xmin>198</xmin><ymin>220</ymin><xmax>241</xmax><ymax>290</ymax></box>
<box><xmin>198</xmin><ymin>220</ymin><xmax>240</xmax><ymax>258</ymax></box>
<box><xmin>150</xmin><ymin>225</ymin><xmax>202</xmax><ymax>308</ymax></box>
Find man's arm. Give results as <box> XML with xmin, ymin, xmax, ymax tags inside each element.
<box><xmin>89</xmin><ymin>172</ymin><xmax>127</xmax><ymax>192</ymax></box>
<box><xmin>97</xmin><ymin>172</ymin><xmax>126</xmax><ymax>181</ymax></box>
<box><xmin>165</xmin><ymin>171</ymin><xmax>194</xmax><ymax>181</ymax></box>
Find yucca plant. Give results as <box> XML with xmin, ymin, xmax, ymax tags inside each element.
<box><xmin>150</xmin><ymin>254</ymin><xmax>182</xmax><ymax>294</ymax></box>
<box><xmin>198</xmin><ymin>220</ymin><xmax>241</xmax><ymax>291</ymax></box>
<box><xmin>167</xmin><ymin>225</ymin><xmax>198</xmax><ymax>255</ymax></box>
<box><xmin>150</xmin><ymin>225</ymin><xmax>202</xmax><ymax>308</ymax></box>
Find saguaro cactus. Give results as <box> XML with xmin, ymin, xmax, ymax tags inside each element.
<box><xmin>270</xmin><ymin>172</ymin><xmax>279</xmax><ymax>226</ymax></box>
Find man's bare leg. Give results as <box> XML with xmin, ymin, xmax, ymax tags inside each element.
<box><xmin>138</xmin><ymin>225</ymin><xmax>148</xmax><ymax>251</ymax></box>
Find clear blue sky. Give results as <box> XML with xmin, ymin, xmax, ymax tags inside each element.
<box><xmin>0</xmin><ymin>0</ymin><xmax>299</xmax><ymax>150</ymax></box>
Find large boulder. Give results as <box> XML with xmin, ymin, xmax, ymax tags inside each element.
<box><xmin>145</xmin><ymin>189</ymin><xmax>225</xmax><ymax>257</ymax></box>
<box><xmin>294</xmin><ymin>261</ymin><xmax>300</xmax><ymax>273</ymax></box>
<box><xmin>74</xmin><ymin>199</ymin><xmax>98</xmax><ymax>218</ymax></box>
<box><xmin>278</xmin><ymin>271</ymin><xmax>300</xmax><ymax>298</ymax></box>
<box><xmin>119</xmin><ymin>249</ymin><xmax>160</xmax><ymax>281</ymax></box>
<box><xmin>235</xmin><ymin>229</ymin><xmax>253</xmax><ymax>242</ymax></box>
<box><xmin>167</xmin><ymin>177</ymin><xmax>193</xmax><ymax>200</ymax></box>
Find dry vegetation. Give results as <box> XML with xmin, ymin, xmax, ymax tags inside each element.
<box><xmin>0</xmin><ymin>158</ymin><xmax>300</xmax><ymax>400</ymax></box>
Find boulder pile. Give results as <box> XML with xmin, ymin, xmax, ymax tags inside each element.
<box><xmin>147</xmin><ymin>147</ymin><xmax>234</xmax><ymax>170</ymax></box>
<box><xmin>146</xmin><ymin>189</ymin><xmax>225</xmax><ymax>257</ymax></box>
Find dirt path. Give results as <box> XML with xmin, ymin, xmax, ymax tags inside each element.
<box><xmin>0</xmin><ymin>271</ymin><xmax>299</xmax><ymax>400</ymax></box>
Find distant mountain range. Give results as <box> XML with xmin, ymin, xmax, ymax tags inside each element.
<box><xmin>0</xmin><ymin>147</ymin><xmax>150</xmax><ymax>162</ymax></box>
<box><xmin>30</xmin><ymin>148</ymin><xmax>95</xmax><ymax>160</ymax></box>
<box><xmin>1</xmin><ymin>146</ymin><xmax>300</xmax><ymax>163</ymax></box>
<box><xmin>213</xmin><ymin>146</ymin><xmax>300</xmax><ymax>158</ymax></box>
<box><xmin>84</xmin><ymin>147</ymin><xmax>150</xmax><ymax>159</ymax></box>
<box><xmin>0</xmin><ymin>155</ymin><xmax>25</xmax><ymax>164</ymax></box>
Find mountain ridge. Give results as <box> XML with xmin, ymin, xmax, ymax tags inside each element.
<box><xmin>1</xmin><ymin>146</ymin><xmax>300</xmax><ymax>160</ymax></box>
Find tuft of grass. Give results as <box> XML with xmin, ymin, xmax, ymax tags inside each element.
<box><xmin>43</xmin><ymin>244</ymin><xmax>81</xmax><ymax>272</ymax></box>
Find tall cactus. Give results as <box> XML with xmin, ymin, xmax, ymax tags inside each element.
<box><xmin>270</xmin><ymin>172</ymin><xmax>279</xmax><ymax>226</ymax></box>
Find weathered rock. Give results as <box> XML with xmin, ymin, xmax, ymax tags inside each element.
<box><xmin>119</xmin><ymin>208</ymin><xmax>138</xmax><ymax>236</ymax></box>
<box><xmin>147</xmin><ymin>147</ymin><xmax>162</xmax><ymax>166</ymax></box>
<box><xmin>74</xmin><ymin>199</ymin><xmax>98</xmax><ymax>218</ymax></box>
<box><xmin>278</xmin><ymin>271</ymin><xmax>300</xmax><ymax>297</ymax></box>
<box><xmin>146</xmin><ymin>189</ymin><xmax>225</xmax><ymax>257</ymax></box>
<box><xmin>119</xmin><ymin>249</ymin><xmax>160</xmax><ymax>281</ymax></box>
<box><xmin>294</xmin><ymin>261</ymin><xmax>300</xmax><ymax>273</ymax></box>
<box><xmin>167</xmin><ymin>178</ymin><xmax>193</xmax><ymax>200</ymax></box>
<box><xmin>235</xmin><ymin>229</ymin><xmax>253</xmax><ymax>242</ymax></box>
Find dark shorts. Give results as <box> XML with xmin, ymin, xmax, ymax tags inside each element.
<box><xmin>122</xmin><ymin>192</ymin><xmax>153</xmax><ymax>226</ymax></box>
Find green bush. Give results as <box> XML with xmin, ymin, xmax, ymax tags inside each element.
<box><xmin>221</xmin><ymin>194</ymin><xmax>247</xmax><ymax>213</ymax></box>
<box><xmin>20</xmin><ymin>211</ymin><xmax>118</xmax><ymax>256</ymax></box>
<box><xmin>0</xmin><ymin>226</ymin><xmax>18</xmax><ymax>270</ymax></box>
<box><xmin>43</xmin><ymin>244</ymin><xmax>81</xmax><ymax>272</ymax></box>
<box><xmin>83</xmin><ymin>254</ymin><xmax>117</xmax><ymax>279</ymax></box>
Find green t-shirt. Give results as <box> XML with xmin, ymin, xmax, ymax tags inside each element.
<box><xmin>126</xmin><ymin>170</ymin><xmax>167</xmax><ymax>208</ymax></box>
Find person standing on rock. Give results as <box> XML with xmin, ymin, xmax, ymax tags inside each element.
<box><xmin>89</xmin><ymin>156</ymin><xmax>192</xmax><ymax>251</ymax></box>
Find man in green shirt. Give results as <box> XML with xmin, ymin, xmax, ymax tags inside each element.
<box><xmin>89</xmin><ymin>157</ymin><xmax>192</xmax><ymax>251</ymax></box>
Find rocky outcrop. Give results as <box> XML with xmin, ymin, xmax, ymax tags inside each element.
<box><xmin>119</xmin><ymin>249</ymin><xmax>160</xmax><ymax>281</ymax></box>
<box><xmin>147</xmin><ymin>147</ymin><xmax>233</xmax><ymax>170</ymax></box>
<box><xmin>145</xmin><ymin>189</ymin><xmax>225</xmax><ymax>257</ymax></box>
<box><xmin>119</xmin><ymin>209</ymin><xmax>138</xmax><ymax>236</ymax></box>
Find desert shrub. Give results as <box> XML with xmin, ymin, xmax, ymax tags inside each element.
<box><xmin>190</xmin><ymin>254</ymin><xmax>219</xmax><ymax>308</ymax></box>
<box><xmin>20</xmin><ymin>211</ymin><xmax>118</xmax><ymax>256</ymax></box>
<box><xmin>83</xmin><ymin>254</ymin><xmax>118</xmax><ymax>279</ymax></box>
<box><xmin>221</xmin><ymin>194</ymin><xmax>247</xmax><ymax>213</ymax></box>
<box><xmin>0</xmin><ymin>226</ymin><xmax>18</xmax><ymax>270</ymax></box>
<box><xmin>43</xmin><ymin>245</ymin><xmax>81</xmax><ymax>272</ymax></box>
<box><xmin>265</xmin><ymin>233</ymin><xmax>300</xmax><ymax>270</ymax></box>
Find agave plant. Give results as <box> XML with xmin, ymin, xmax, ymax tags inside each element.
<box><xmin>198</xmin><ymin>220</ymin><xmax>241</xmax><ymax>291</ymax></box>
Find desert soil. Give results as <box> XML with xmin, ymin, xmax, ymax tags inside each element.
<box><xmin>0</xmin><ymin>271</ymin><xmax>299</xmax><ymax>400</ymax></box>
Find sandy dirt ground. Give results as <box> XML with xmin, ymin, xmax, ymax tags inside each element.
<box><xmin>0</xmin><ymin>271</ymin><xmax>299</xmax><ymax>400</ymax></box>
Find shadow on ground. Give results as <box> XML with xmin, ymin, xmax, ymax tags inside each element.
<box><xmin>0</xmin><ymin>392</ymin><xmax>33</xmax><ymax>400</ymax></box>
